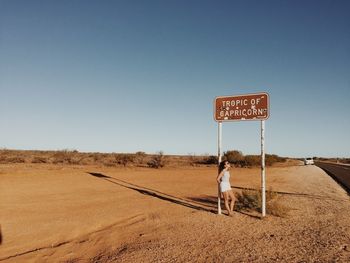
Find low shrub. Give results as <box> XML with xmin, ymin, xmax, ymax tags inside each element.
<box><xmin>266</xmin><ymin>154</ymin><xmax>287</xmax><ymax>166</ymax></box>
<box><xmin>224</xmin><ymin>150</ymin><xmax>286</xmax><ymax>167</ymax></box>
<box><xmin>147</xmin><ymin>151</ymin><xmax>166</xmax><ymax>168</ymax></box>
<box><xmin>197</xmin><ymin>155</ymin><xmax>218</xmax><ymax>165</ymax></box>
<box><xmin>114</xmin><ymin>154</ymin><xmax>135</xmax><ymax>167</ymax></box>
<box><xmin>0</xmin><ymin>156</ymin><xmax>8</xmax><ymax>164</ymax></box>
<box><xmin>31</xmin><ymin>157</ymin><xmax>48</xmax><ymax>163</ymax></box>
<box><xmin>224</xmin><ymin>150</ymin><xmax>244</xmax><ymax>166</ymax></box>
<box><xmin>235</xmin><ymin>188</ymin><xmax>289</xmax><ymax>217</ymax></box>
<box><xmin>2</xmin><ymin>157</ymin><xmax>26</xmax><ymax>163</ymax></box>
<box><xmin>0</xmin><ymin>149</ymin><xmax>288</xmax><ymax>168</ymax></box>
<box><xmin>135</xmin><ymin>151</ymin><xmax>147</xmax><ymax>165</ymax></box>
<box><xmin>52</xmin><ymin>150</ymin><xmax>80</xmax><ymax>164</ymax></box>
<box><xmin>242</xmin><ymin>155</ymin><xmax>261</xmax><ymax>167</ymax></box>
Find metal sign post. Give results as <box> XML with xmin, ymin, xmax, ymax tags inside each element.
<box><xmin>261</xmin><ymin>120</ymin><xmax>266</xmax><ymax>217</ymax></box>
<box><xmin>213</xmin><ymin>92</ymin><xmax>270</xmax><ymax>218</ymax></box>
<box><xmin>217</xmin><ymin>122</ymin><xmax>222</xmax><ymax>215</ymax></box>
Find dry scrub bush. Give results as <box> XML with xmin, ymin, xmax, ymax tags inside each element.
<box><xmin>224</xmin><ymin>150</ymin><xmax>244</xmax><ymax>166</ymax></box>
<box><xmin>0</xmin><ymin>156</ymin><xmax>26</xmax><ymax>164</ymax></box>
<box><xmin>114</xmin><ymin>154</ymin><xmax>135</xmax><ymax>167</ymax></box>
<box><xmin>224</xmin><ymin>150</ymin><xmax>286</xmax><ymax>167</ymax></box>
<box><xmin>0</xmin><ymin>150</ymin><xmax>26</xmax><ymax>163</ymax></box>
<box><xmin>135</xmin><ymin>151</ymin><xmax>146</xmax><ymax>165</ymax></box>
<box><xmin>235</xmin><ymin>188</ymin><xmax>289</xmax><ymax>217</ymax></box>
<box><xmin>52</xmin><ymin>150</ymin><xmax>83</xmax><ymax>165</ymax></box>
<box><xmin>52</xmin><ymin>150</ymin><xmax>72</xmax><ymax>164</ymax></box>
<box><xmin>266</xmin><ymin>154</ymin><xmax>287</xmax><ymax>166</ymax></box>
<box><xmin>0</xmin><ymin>149</ymin><xmax>287</xmax><ymax>168</ymax></box>
<box><xmin>31</xmin><ymin>157</ymin><xmax>48</xmax><ymax>163</ymax></box>
<box><xmin>196</xmin><ymin>155</ymin><xmax>218</xmax><ymax>165</ymax></box>
<box><xmin>266</xmin><ymin>199</ymin><xmax>290</xmax><ymax>217</ymax></box>
<box><xmin>243</xmin><ymin>155</ymin><xmax>261</xmax><ymax>167</ymax></box>
<box><xmin>147</xmin><ymin>151</ymin><xmax>166</xmax><ymax>168</ymax></box>
<box><xmin>90</xmin><ymin>153</ymin><xmax>101</xmax><ymax>162</ymax></box>
<box><xmin>0</xmin><ymin>155</ymin><xmax>8</xmax><ymax>164</ymax></box>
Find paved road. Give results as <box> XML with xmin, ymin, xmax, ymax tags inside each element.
<box><xmin>315</xmin><ymin>162</ymin><xmax>350</xmax><ymax>193</ymax></box>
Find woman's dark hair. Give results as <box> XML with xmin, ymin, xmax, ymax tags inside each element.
<box><xmin>219</xmin><ymin>160</ymin><xmax>228</xmax><ymax>174</ymax></box>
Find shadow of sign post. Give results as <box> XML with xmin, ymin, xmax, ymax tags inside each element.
<box><xmin>214</xmin><ymin>92</ymin><xmax>270</xmax><ymax>217</ymax></box>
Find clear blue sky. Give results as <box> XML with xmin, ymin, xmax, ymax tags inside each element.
<box><xmin>1</xmin><ymin>0</ymin><xmax>349</xmax><ymax>158</ymax></box>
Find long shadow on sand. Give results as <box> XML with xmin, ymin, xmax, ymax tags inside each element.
<box><xmin>187</xmin><ymin>185</ymin><xmax>349</xmax><ymax>219</ymax></box>
<box><xmin>88</xmin><ymin>173</ymin><xmax>267</xmax><ymax>219</ymax></box>
<box><xmin>187</xmin><ymin>195</ymin><xmax>264</xmax><ymax>219</ymax></box>
<box><xmin>88</xmin><ymin>172</ymin><xmax>217</xmax><ymax>214</ymax></box>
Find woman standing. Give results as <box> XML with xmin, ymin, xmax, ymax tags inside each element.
<box><xmin>217</xmin><ymin>160</ymin><xmax>236</xmax><ymax>216</ymax></box>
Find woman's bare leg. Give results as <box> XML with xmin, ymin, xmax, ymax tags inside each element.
<box><xmin>223</xmin><ymin>192</ymin><xmax>231</xmax><ymax>215</ymax></box>
<box><xmin>229</xmin><ymin>191</ymin><xmax>235</xmax><ymax>213</ymax></box>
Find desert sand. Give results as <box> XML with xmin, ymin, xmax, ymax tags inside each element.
<box><xmin>1</xmin><ymin>162</ymin><xmax>350</xmax><ymax>262</ymax></box>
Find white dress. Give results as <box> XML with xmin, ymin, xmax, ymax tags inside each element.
<box><xmin>220</xmin><ymin>170</ymin><xmax>231</xmax><ymax>192</ymax></box>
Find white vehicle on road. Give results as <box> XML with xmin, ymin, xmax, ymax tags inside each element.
<box><xmin>304</xmin><ymin>158</ymin><xmax>314</xmax><ymax>165</ymax></box>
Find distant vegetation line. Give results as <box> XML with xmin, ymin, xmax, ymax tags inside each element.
<box><xmin>223</xmin><ymin>150</ymin><xmax>287</xmax><ymax>167</ymax></box>
<box><xmin>0</xmin><ymin>149</ymin><xmax>291</xmax><ymax>168</ymax></box>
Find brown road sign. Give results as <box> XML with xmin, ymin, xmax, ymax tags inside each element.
<box><xmin>214</xmin><ymin>92</ymin><xmax>269</xmax><ymax>122</ymax></box>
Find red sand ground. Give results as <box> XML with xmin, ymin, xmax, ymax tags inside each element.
<box><xmin>1</xmin><ymin>162</ymin><xmax>350</xmax><ymax>262</ymax></box>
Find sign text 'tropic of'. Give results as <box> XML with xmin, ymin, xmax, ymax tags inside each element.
<box><xmin>214</xmin><ymin>93</ymin><xmax>270</xmax><ymax>122</ymax></box>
